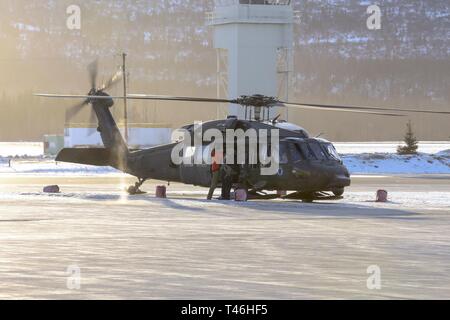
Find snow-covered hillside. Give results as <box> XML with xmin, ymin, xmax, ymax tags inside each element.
<box><xmin>1</xmin><ymin>0</ymin><xmax>449</xmax><ymax>141</ymax></box>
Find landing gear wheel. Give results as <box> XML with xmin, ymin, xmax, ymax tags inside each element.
<box><xmin>127</xmin><ymin>185</ymin><xmax>139</xmax><ymax>195</ymax></box>
<box><xmin>301</xmin><ymin>192</ymin><xmax>315</xmax><ymax>203</ymax></box>
<box><xmin>127</xmin><ymin>178</ymin><xmax>147</xmax><ymax>195</ymax></box>
<box><xmin>332</xmin><ymin>188</ymin><xmax>345</xmax><ymax>197</ymax></box>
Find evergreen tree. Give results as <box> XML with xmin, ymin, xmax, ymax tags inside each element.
<box><xmin>397</xmin><ymin>120</ymin><xmax>419</xmax><ymax>155</ymax></box>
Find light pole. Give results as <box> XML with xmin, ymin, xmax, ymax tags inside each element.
<box><xmin>122</xmin><ymin>53</ymin><xmax>129</xmax><ymax>142</ymax></box>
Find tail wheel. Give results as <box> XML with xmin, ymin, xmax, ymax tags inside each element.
<box><xmin>127</xmin><ymin>178</ymin><xmax>147</xmax><ymax>195</ymax></box>
<box><xmin>301</xmin><ymin>192</ymin><xmax>315</xmax><ymax>203</ymax></box>
<box><xmin>127</xmin><ymin>185</ymin><xmax>138</xmax><ymax>195</ymax></box>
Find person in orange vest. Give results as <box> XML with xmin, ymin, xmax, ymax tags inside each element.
<box><xmin>207</xmin><ymin>148</ymin><xmax>223</xmax><ymax>200</ymax></box>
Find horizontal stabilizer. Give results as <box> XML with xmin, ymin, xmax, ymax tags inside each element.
<box><xmin>56</xmin><ymin>148</ymin><xmax>114</xmax><ymax>167</ymax></box>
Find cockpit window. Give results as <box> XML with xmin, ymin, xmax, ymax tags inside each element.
<box><xmin>298</xmin><ymin>143</ymin><xmax>316</xmax><ymax>160</ymax></box>
<box><xmin>308</xmin><ymin>142</ymin><xmax>327</xmax><ymax>160</ymax></box>
<box><xmin>324</xmin><ymin>143</ymin><xmax>341</xmax><ymax>161</ymax></box>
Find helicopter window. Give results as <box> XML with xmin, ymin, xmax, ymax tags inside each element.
<box><xmin>299</xmin><ymin>143</ymin><xmax>316</xmax><ymax>160</ymax></box>
<box><xmin>289</xmin><ymin>143</ymin><xmax>304</xmax><ymax>162</ymax></box>
<box><xmin>324</xmin><ymin>143</ymin><xmax>341</xmax><ymax>161</ymax></box>
<box><xmin>279</xmin><ymin>142</ymin><xmax>289</xmax><ymax>164</ymax></box>
<box><xmin>308</xmin><ymin>142</ymin><xmax>327</xmax><ymax>160</ymax></box>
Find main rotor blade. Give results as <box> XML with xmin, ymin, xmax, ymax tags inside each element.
<box><xmin>34</xmin><ymin>94</ymin><xmax>114</xmax><ymax>99</ymax></box>
<box><xmin>282</xmin><ymin>101</ymin><xmax>450</xmax><ymax>115</ymax></box>
<box><xmin>126</xmin><ymin>94</ymin><xmax>234</xmax><ymax>104</ymax></box>
<box><xmin>36</xmin><ymin>92</ymin><xmax>449</xmax><ymax>116</ymax></box>
<box><xmin>100</xmin><ymin>68</ymin><xmax>123</xmax><ymax>91</ymax></box>
<box><xmin>35</xmin><ymin>93</ymin><xmax>228</xmax><ymax>102</ymax></box>
<box><xmin>281</xmin><ymin>103</ymin><xmax>404</xmax><ymax>116</ymax></box>
<box><xmin>88</xmin><ymin>59</ymin><xmax>98</xmax><ymax>90</ymax></box>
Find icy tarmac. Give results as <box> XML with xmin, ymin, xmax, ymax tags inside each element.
<box><xmin>0</xmin><ymin>175</ymin><xmax>449</xmax><ymax>299</ymax></box>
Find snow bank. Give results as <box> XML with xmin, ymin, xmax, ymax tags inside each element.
<box><xmin>343</xmin><ymin>153</ymin><xmax>450</xmax><ymax>174</ymax></box>
<box><xmin>0</xmin><ymin>142</ymin><xmax>43</xmax><ymax>157</ymax></box>
<box><xmin>0</xmin><ymin>159</ymin><xmax>121</xmax><ymax>176</ymax></box>
<box><xmin>436</xmin><ymin>149</ymin><xmax>450</xmax><ymax>157</ymax></box>
<box><xmin>334</xmin><ymin>142</ymin><xmax>450</xmax><ymax>154</ymax></box>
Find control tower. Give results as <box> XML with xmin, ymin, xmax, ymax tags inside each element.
<box><xmin>207</xmin><ymin>0</ymin><xmax>294</xmax><ymax>120</ymax></box>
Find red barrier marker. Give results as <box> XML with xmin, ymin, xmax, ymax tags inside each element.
<box><xmin>376</xmin><ymin>190</ymin><xmax>388</xmax><ymax>202</ymax></box>
<box><xmin>43</xmin><ymin>185</ymin><xmax>60</xmax><ymax>193</ymax></box>
<box><xmin>156</xmin><ymin>185</ymin><xmax>167</xmax><ymax>198</ymax></box>
<box><xmin>235</xmin><ymin>189</ymin><xmax>248</xmax><ymax>202</ymax></box>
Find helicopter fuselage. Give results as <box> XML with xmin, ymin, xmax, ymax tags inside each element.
<box><xmin>122</xmin><ymin>119</ymin><xmax>351</xmax><ymax>195</ymax></box>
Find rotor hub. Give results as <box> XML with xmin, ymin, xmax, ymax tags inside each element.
<box><xmin>235</xmin><ymin>95</ymin><xmax>279</xmax><ymax>108</ymax></box>
<box><xmin>233</xmin><ymin>95</ymin><xmax>280</xmax><ymax>121</ymax></box>
<box><xmin>87</xmin><ymin>89</ymin><xmax>114</xmax><ymax>108</ymax></box>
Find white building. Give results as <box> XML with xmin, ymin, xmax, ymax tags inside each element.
<box><xmin>64</xmin><ymin>123</ymin><xmax>172</xmax><ymax>149</ymax></box>
<box><xmin>207</xmin><ymin>0</ymin><xmax>295</xmax><ymax>120</ymax></box>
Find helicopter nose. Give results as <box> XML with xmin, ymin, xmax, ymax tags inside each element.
<box><xmin>293</xmin><ymin>163</ymin><xmax>350</xmax><ymax>189</ymax></box>
<box><xmin>304</xmin><ymin>165</ymin><xmax>351</xmax><ymax>190</ymax></box>
<box><xmin>328</xmin><ymin>165</ymin><xmax>351</xmax><ymax>188</ymax></box>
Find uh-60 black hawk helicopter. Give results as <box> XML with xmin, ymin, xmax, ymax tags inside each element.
<box><xmin>36</xmin><ymin>62</ymin><xmax>450</xmax><ymax>202</ymax></box>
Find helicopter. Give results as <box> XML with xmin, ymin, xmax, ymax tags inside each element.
<box><xmin>36</xmin><ymin>62</ymin><xmax>450</xmax><ymax>201</ymax></box>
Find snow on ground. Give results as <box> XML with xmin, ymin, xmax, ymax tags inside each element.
<box><xmin>0</xmin><ymin>189</ymin><xmax>448</xmax><ymax>212</ymax></box>
<box><xmin>0</xmin><ymin>177</ymin><xmax>449</xmax><ymax>299</ymax></box>
<box><xmin>334</xmin><ymin>142</ymin><xmax>450</xmax><ymax>154</ymax></box>
<box><xmin>344</xmin><ymin>191</ymin><xmax>450</xmax><ymax>211</ymax></box>
<box><xmin>0</xmin><ymin>142</ymin><xmax>43</xmax><ymax>157</ymax></box>
<box><xmin>343</xmin><ymin>151</ymin><xmax>450</xmax><ymax>174</ymax></box>
<box><xmin>0</xmin><ymin>159</ymin><xmax>121</xmax><ymax>176</ymax></box>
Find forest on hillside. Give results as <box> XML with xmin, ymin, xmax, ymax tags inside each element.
<box><xmin>0</xmin><ymin>0</ymin><xmax>449</xmax><ymax>141</ymax></box>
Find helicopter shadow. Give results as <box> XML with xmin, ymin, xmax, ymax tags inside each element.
<box><xmin>128</xmin><ymin>195</ymin><xmax>207</xmax><ymax>212</ymax></box>
<box><xmin>44</xmin><ymin>192</ymin><xmax>425</xmax><ymax>220</ymax></box>
<box><xmin>199</xmin><ymin>198</ymin><xmax>426</xmax><ymax>221</ymax></box>
<box><xmin>40</xmin><ymin>191</ymin><xmax>206</xmax><ymax>212</ymax></box>
<box><xmin>124</xmin><ymin>192</ymin><xmax>426</xmax><ymax>220</ymax></box>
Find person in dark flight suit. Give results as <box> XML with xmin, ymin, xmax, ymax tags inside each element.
<box><xmin>220</xmin><ymin>164</ymin><xmax>233</xmax><ymax>200</ymax></box>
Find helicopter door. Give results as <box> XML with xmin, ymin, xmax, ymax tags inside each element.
<box><xmin>179</xmin><ymin>145</ymin><xmax>211</xmax><ymax>187</ymax></box>
<box><xmin>278</xmin><ymin>141</ymin><xmax>298</xmax><ymax>182</ymax></box>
